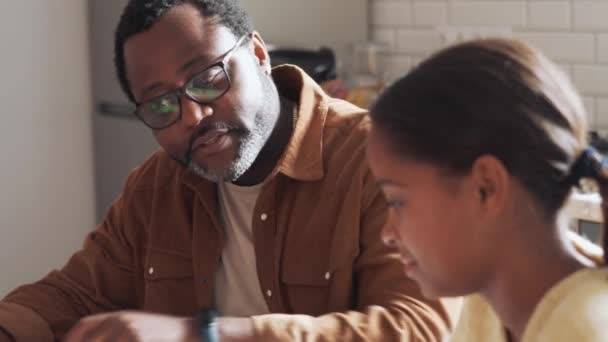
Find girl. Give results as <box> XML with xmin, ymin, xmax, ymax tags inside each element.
<box><xmin>366</xmin><ymin>38</ymin><xmax>608</xmax><ymax>341</ymax></box>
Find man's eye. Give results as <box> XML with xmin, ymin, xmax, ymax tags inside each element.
<box><xmin>193</xmin><ymin>71</ymin><xmax>220</xmax><ymax>85</ymax></box>
<box><xmin>192</xmin><ymin>79</ymin><xmax>213</xmax><ymax>88</ymax></box>
<box><xmin>150</xmin><ymin>98</ymin><xmax>177</xmax><ymax>114</ymax></box>
<box><xmin>189</xmin><ymin>86</ymin><xmax>216</xmax><ymax>95</ymax></box>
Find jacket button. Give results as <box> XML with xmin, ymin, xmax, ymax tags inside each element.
<box><xmin>325</xmin><ymin>272</ymin><xmax>331</xmax><ymax>280</ymax></box>
<box><xmin>260</xmin><ymin>213</ymin><xmax>268</xmax><ymax>221</ymax></box>
<box><xmin>266</xmin><ymin>289</ymin><xmax>272</xmax><ymax>297</ymax></box>
<box><xmin>148</xmin><ymin>267</ymin><xmax>154</xmax><ymax>275</ymax></box>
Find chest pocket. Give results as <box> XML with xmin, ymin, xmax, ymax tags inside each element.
<box><xmin>280</xmin><ymin>235</ymin><xmax>358</xmax><ymax>315</ymax></box>
<box><xmin>281</xmin><ymin>253</ymin><xmax>332</xmax><ymax>315</ymax></box>
<box><xmin>143</xmin><ymin>249</ymin><xmax>197</xmax><ymax>316</ymax></box>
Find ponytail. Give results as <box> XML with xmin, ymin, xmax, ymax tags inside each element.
<box><xmin>598</xmin><ymin>179</ymin><xmax>608</xmax><ymax>265</ymax></box>
<box><xmin>569</xmin><ymin>147</ymin><xmax>608</xmax><ymax>264</ymax></box>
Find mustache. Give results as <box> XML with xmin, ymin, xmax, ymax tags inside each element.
<box><xmin>185</xmin><ymin>121</ymin><xmax>244</xmax><ymax>162</ymax></box>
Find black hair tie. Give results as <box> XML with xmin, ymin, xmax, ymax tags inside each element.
<box><xmin>566</xmin><ymin>146</ymin><xmax>608</xmax><ymax>186</ymax></box>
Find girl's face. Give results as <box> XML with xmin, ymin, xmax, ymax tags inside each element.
<box><xmin>366</xmin><ymin>128</ymin><xmax>497</xmax><ymax>299</ymax></box>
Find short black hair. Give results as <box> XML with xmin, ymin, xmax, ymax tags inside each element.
<box><xmin>114</xmin><ymin>0</ymin><xmax>253</xmax><ymax>102</ymax></box>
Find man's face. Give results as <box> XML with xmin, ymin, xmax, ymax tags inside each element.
<box><xmin>124</xmin><ymin>3</ymin><xmax>277</xmax><ymax>182</ymax></box>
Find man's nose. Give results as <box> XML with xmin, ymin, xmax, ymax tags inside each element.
<box><xmin>180</xmin><ymin>96</ymin><xmax>213</xmax><ymax>127</ymax></box>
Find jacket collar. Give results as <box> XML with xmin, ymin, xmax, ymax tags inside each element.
<box><xmin>272</xmin><ymin>64</ymin><xmax>327</xmax><ymax>182</ymax></box>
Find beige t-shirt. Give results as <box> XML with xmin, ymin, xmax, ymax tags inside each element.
<box><xmin>214</xmin><ymin>182</ymin><xmax>270</xmax><ymax>317</ymax></box>
<box><xmin>451</xmin><ymin>234</ymin><xmax>608</xmax><ymax>342</ymax></box>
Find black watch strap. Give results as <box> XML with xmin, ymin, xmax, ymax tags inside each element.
<box><xmin>196</xmin><ymin>308</ymin><xmax>219</xmax><ymax>342</ymax></box>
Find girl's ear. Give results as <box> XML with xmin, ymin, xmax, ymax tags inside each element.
<box><xmin>469</xmin><ymin>155</ymin><xmax>510</xmax><ymax>219</ymax></box>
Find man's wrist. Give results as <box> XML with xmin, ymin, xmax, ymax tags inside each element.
<box><xmin>194</xmin><ymin>308</ymin><xmax>219</xmax><ymax>342</ymax></box>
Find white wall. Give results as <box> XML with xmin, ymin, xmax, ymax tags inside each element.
<box><xmin>239</xmin><ymin>0</ymin><xmax>367</xmax><ymax>64</ymax></box>
<box><xmin>370</xmin><ymin>0</ymin><xmax>608</xmax><ymax>130</ymax></box>
<box><xmin>0</xmin><ymin>1</ymin><xmax>95</xmax><ymax>295</ymax></box>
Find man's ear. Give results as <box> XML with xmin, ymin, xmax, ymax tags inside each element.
<box><xmin>249</xmin><ymin>31</ymin><xmax>271</xmax><ymax>75</ymax></box>
<box><xmin>469</xmin><ymin>155</ymin><xmax>510</xmax><ymax>218</ymax></box>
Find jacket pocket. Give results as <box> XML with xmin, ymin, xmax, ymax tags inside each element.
<box><xmin>280</xmin><ymin>258</ymin><xmax>332</xmax><ymax>316</ymax></box>
<box><xmin>143</xmin><ymin>248</ymin><xmax>197</xmax><ymax>315</ymax></box>
<box><xmin>280</xmin><ymin>244</ymin><xmax>359</xmax><ymax>316</ymax></box>
<box><xmin>279</xmin><ymin>219</ymin><xmax>360</xmax><ymax>315</ymax></box>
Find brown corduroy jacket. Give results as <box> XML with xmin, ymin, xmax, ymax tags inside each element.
<box><xmin>0</xmin><ymin>65</ymin><xmax>454</xmax><ymax>341</ymax></box>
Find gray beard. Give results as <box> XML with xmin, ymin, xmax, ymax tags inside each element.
<box><xmin>188</xmin><ymin>74</ymin><xmax>277</xmax><ymax>183</ymax></box>
<box><xmin>188</xmin><ymin>113</ymin><xmax>273</xmax><ymax>182</ymax></box>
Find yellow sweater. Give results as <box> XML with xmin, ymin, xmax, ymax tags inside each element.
<box><xmin>451</xmin><ymin>235</ymin><xmax>608</xmax><ymax>342</ymax></box>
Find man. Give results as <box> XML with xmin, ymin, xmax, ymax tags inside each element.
<box><xmin>0</xmin><ymin>0</ymin><xmax>454</xmax><ymax>340</ymax></box>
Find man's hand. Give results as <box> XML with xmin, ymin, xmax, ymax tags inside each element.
<box><xmin>63</xmin><ymin>311</ymin><xmax>198</xmax><ymax>342</ymax></box>
<box><xmin>63</xmin><ymin>311</ymin><xmax>258</xmax><ymax>342</ymax></box>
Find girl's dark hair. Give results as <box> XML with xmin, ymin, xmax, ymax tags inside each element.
<box><xmin>371</xmin><ymin>38</ymin><xmax>607</xmax><ymax>264</ymax></box>
<box><xmin>115</xmin><ymin>0</ymin><xmax>253</xmax><ymax>102</ymax></box>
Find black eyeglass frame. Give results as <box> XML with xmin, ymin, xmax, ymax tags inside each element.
<box><xmin>134</xmin><ymin>34</ymin><xmax>250</xmax><ymax>129</ymax></box>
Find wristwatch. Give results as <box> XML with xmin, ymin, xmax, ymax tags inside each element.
<box><xmin>196</xmin><ymin>308</ymin><xmax>219</xmax><ymax>342</ymax></box>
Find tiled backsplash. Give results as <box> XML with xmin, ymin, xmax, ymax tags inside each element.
<box><xmin>370</xmin><ymin>0</ymin><xmax>608</xmax><ymax>130</ymax></box>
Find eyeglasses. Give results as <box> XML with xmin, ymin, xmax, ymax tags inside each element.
<box><xmin>134</xmin><ymin>35</ymin><xmax>250</xmax><ymax>129</ymax></box>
